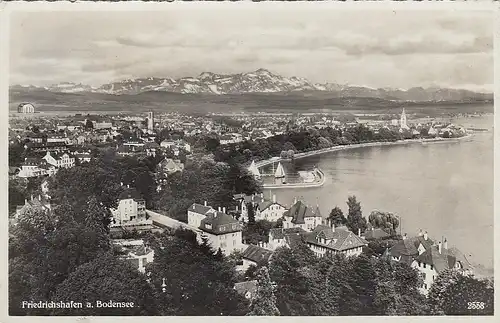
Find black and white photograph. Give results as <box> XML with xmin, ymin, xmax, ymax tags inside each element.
<box><xmin>4</xmin><ymin>2</ymin><xmax>496</xmax><ymax>317</ymax></box>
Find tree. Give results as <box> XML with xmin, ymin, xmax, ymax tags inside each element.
<box><xmin>247</xmin><ymin>202</ymin><xmax>256</xmax><ymax>224</ymax></box>
<box><xmin>350</xmin><ymin>254</ymin><xmax>376</xmax><ymax>315</ymax></box>
<box><xmin>327</xmin><ymin>206</ymin><xmax>347</xmax><ymax>227</ymax></box>
<box><xmin>51</xmin><ymin>253</ymin><xmax>159</xmax><ymax>315</ymax></box>
<box><xmin>346</xmin><ymin>196</ymin><xmax>367</xmax><ymax>234</ymax></box>
<box><xmin>205</xmin><ymin>137</ymin><xmax>220</xmax><ymax>153</ymax></box>
<box><xmin>428</xmin><ymin>270</ymin><xmax>493</xmax><ymax>315</ymax></box>
<box><xmin>269</xmin><ymin>242</ymin><xmax>319</xmax><ymax>315</ymax></box>
<box><xmin>368</xmin><ymin>211</ymin><xmax>399</xmax><ymax>236</ymax></box>
<box><xmin>85</xmin><ymin>119</ymin><xmax>94</xmax><ymax>130</ymax></box>
<box><xmin>427</xmin><ymin>269</ymin><xmax>460</xmax><ymax>315</ymax></box>
<box><xmin>247</xmin><ymin>267</ymin><xmax>280</xmax><ymax>316</ymax></box>
<box><xmin>440</xmin><ymin>275</ymin><xmax>494</xmax><ymax>315</ymax></box>
<box><xmin>9</xmin><ymin>204</ymin><xmax>111</xmax><ymax>315</ymax></box>
<box><xmin>147</xmin><ymin>229</ymin><xmax>249</xmax><ymax>315</ymax></box>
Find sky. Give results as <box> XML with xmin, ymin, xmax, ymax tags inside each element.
<box><xmin>9</xmin><ymin>8</ymin><xmax>494</xmax><ymax>92</ymax></box>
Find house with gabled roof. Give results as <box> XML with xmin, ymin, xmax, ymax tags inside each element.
<box><xmin>42</xmin><ymin>151</ymin><xmax>75</xmax><ymax>169</ymax></box>
<box><xmin>267</xmin><ymin>227</ymin><xmax>307</xmax><ymax>250</ymax></box>
<box><xmin>304</xmin><ymin>223</ymin><xmax>367</xmax><ymax>258</ymax></box>
<box><xmin>282</xmin><ymin>198</ymin><xmax>322</xmax><ymax>231</ymax></box>
<box><xmin>235</xmin><ymin>193</ymin><xmax>287</xmax><ymax>223</ymax></box>
<box><xmin>388</xmin><ymin>230</ymin><xmax>473</xmax><ymax>295</ymax></box>
<box><xmin>15</xmin><ymin>195</ymin><xmax>51</xmax><ymax>219</ymax></box>
<box><xmin>388</xmin><ymin>230</ymin><xmax>434</xmax><ymax>265</ymax></box>
<box><xmin>237</xmin><ymin>244</ymin><xmax>274</xmax><ymax>272</ymax></box>
<box><xmin>187</xmin><ymin>202</ymin><xmax>245</xmax><ymax>256</ymax></box>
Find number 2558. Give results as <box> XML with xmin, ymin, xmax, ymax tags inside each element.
<box><xmin>468</xmin><ymin>302</ymin><xmax>485</xmax><ymax>310</ymax></box>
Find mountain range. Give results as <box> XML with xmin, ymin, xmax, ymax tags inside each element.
<box><xmin>11</xmin><ymin>68</ymin><xmax>492</xmax><ymax>103</ymax></box>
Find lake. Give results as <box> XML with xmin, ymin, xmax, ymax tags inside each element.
<box><xmin>264</xmin><ymin>114</ymin><xmax>494</xmax><ymax>269</ymax></box>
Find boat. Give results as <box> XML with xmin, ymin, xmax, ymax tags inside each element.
<box><xmin>248</xmin><ymin>160</ymin><xmax>261</xmax><ymax>179</ymax></box>
<box><xmin>274</xmin><ymin>162</ymin><xmax>286</xmax><ymax>179</ymax></box>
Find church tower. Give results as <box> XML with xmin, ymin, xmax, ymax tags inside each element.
<box><xmin>400</xmin><ymin>108</ymin><xmax>409</xmax><ymax>130</ymax></box>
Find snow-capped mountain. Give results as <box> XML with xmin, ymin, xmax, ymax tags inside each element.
<box><xmin>96</xmin><ymin>69</ymin><xmax>319</xmax><ymax>95</ymax></box>
<box><xmin>46</xmin><ymin>82</ymin><xmax>95</xmax><ymax>93</ymax></box>
<box><xmin>11</xmin><ymin>68</ymin><xmax>493</xmax><ymax>102</ymax></box>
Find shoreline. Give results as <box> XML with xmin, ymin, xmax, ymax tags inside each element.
<box><xmin>255</xmin><ymin>134</ymin><xmax>474</xmax><ymax>168</ymax></box>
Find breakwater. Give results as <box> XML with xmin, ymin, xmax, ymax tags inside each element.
<box><xmin>262</xmin><ymin>167</ymin><xmax>325</xmax><ymax>189</ymax></box>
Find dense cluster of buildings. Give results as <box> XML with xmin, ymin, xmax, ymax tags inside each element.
<box><xmin>10</xmin><ymin>106</ymin><xmax>476</xmax><ymax>300</ymax></box>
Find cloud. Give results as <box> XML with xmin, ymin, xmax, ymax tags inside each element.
<box><xmin>9</xmin><ymin>9</ymin><xmax>493</xmax><ymax>91</ymax></box>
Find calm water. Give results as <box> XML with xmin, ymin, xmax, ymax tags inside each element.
<box><xmin>265</xmin><ymin>114</ymin><xmax>494</xmax><ymax>268</ymax></box>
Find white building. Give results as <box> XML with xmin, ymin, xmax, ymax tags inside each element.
<box><xmin>388</xmin><ymin>230</ymin><xmax>473</xmax><ymax>295</ymax></box>
<box><xmin>147</xmin><ymin>111</ymin><xmax>154</xmax><ymax>132</ymax></box>
<box><xmin>400</xmin><ymin>108</ymin><xmax>410</xmax><ymax>130</ymax></box>
<box><xmin>110</xmin><ymin>187</ymin><xmax>149</xmax><ymax>226</ymax></box>
<box><xmin>236</xmin><ymin>193</ymin><xmax>287</xmax><ymax>223</ymax></box>
<box><xmin>282</xmin><ymin>199</ymin><xmax>323</xmax><ymax>231</ymax></box>
<box><xmin>17</xmin><ymin>103</ymin><xmax>35</xmax><ymax>114</ymax></box>
<box><xmin>42</xmin><ymin>151</ymin><xmax>75</xmax><ymax>169</ymax></box>
<box><xmin>187</xmin><ymin>202</ymin><xmax>244</xmax><ymax>256</ymax></box>
<box><xmin>18</xmin><ymin>158</ymin><xmax>57</xmax><ymax>178</ymax></box>
<box><xmin>411</xmin><ymin>238</ymin><xmax>473</xmax><ymax>295</ymax></box>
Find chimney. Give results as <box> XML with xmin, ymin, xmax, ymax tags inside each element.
<box><xmin>31</xmin><ymin>194</ymin><xmax>33</xmax><ymax>201</ymax></box>
<box><xmin>24</xmin><ymin>198</ymin><xmax>28</xmax><ymax>204</ymax></box>
<box><xmin>38</xmin><ymin>195</ymin><xmax>41</xmax><ymax>201</ymax></box>
<box><xmin>127</xmin><ymin>184</ymin><xmax>130</xmax><ymax>189</ymax></box>
<box><xmin>218</xmin><ymin>207</ymin><xmax>221</xmax><ymax>212</ymax></box>
<box><xmin>293</xmin><ymin>197</ymin><xmax>297</xmax><ymax>204</ymax></box>
<box><xmin>403</xmin><ymin>233</ymin><xmax>407</xmax><ymax>240</ymax></box>
<box><xmin>418</xmin><ymin>229</ymin><xmax>423</xmax><ymax>237</ymax></box>
<box><xmin>273</xmin><ymin>194</ymin><xmax>276</xmax><ymax>203</ymax></box>
<box><xmin>358</xmin><ymin>228</ymin><xmax>361</xmax><ymax>237</ymax></box>
<box><xmin>424</xmin><ymin>231</ymin><xmax>428</xmax><ymax>241</ymax></box>
<box><xmin>438</xmin><ymin>241</ymin><xmax>442</xmax><ymax>254</ymax></box>
<box><xmin>192</xmin><ymin>204</ymin><xmax>195</xmax><ymax>210</ymax></box>
<box><xmin>444</xmin><ymin>238</ymin><xmax>448</xmax><ymax>250</ymax></box>
<box><xmin>223</xmin><ymin>207</ymin><xmax>226</xmax><ymax>214</ymax></box>
<box><xmin>204</xmin><ymin>201</ymin><xmax>208</xmax><ymax>207</ymax></box>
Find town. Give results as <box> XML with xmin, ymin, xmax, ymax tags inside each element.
<box><xmin>8</xmin><ymin>104</ymin><xmax>493</xmax><ymax>316</ymax></box>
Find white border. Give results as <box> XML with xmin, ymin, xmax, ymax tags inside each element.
<box><xmin>0</xmin><ymin>1</ymin><xmax>498</xmax><ymax>323</ymax></box>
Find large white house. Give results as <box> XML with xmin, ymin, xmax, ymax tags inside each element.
<box><xmin>235</xmin><ymin>193</ymin><xmax>287</xmax><ymax>223</ymax></box>
<box><xmin>282</xmin><ymin>199</ymin><xmax>322</xmax><ymax>231</ymax></box>
<box><xmin>42</xmin><ymin>151</ymin><xmax>75</xmax><ymax>169</ymax></box>
<box><xmin>304</xmin><ymin>223</ymin><xmax>367</xmax><ymax>258</ymax></box>
<box><xmin>18</xmin><ymin>158</ymin><xmax>57</xmax><ymax>178</ymax></box>
<box><xmin>110</xmin><ymin>187</ymin><xmax>149</xmax><ymax>227</ymax></box>
<box><xmin>187</xmin><ymin>202</ymin><xmax>244</xmax><ymax>256</ymax></box>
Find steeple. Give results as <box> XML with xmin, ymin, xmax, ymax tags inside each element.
<box><xmin>400</xmin><ymin>108</ymin><xmax>408</xmax><ymax>129</ymax></box>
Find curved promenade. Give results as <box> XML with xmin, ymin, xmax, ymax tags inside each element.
<box><xmin>254</xmin><ymin>134</ymin><xmax>473</xmax><ymax>170</ymax></box>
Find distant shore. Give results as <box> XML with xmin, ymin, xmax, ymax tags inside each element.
<box><xmin>255</xmin><ymin>134</ymin><xmax>474</xmax><ymax>168</ymax></box>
